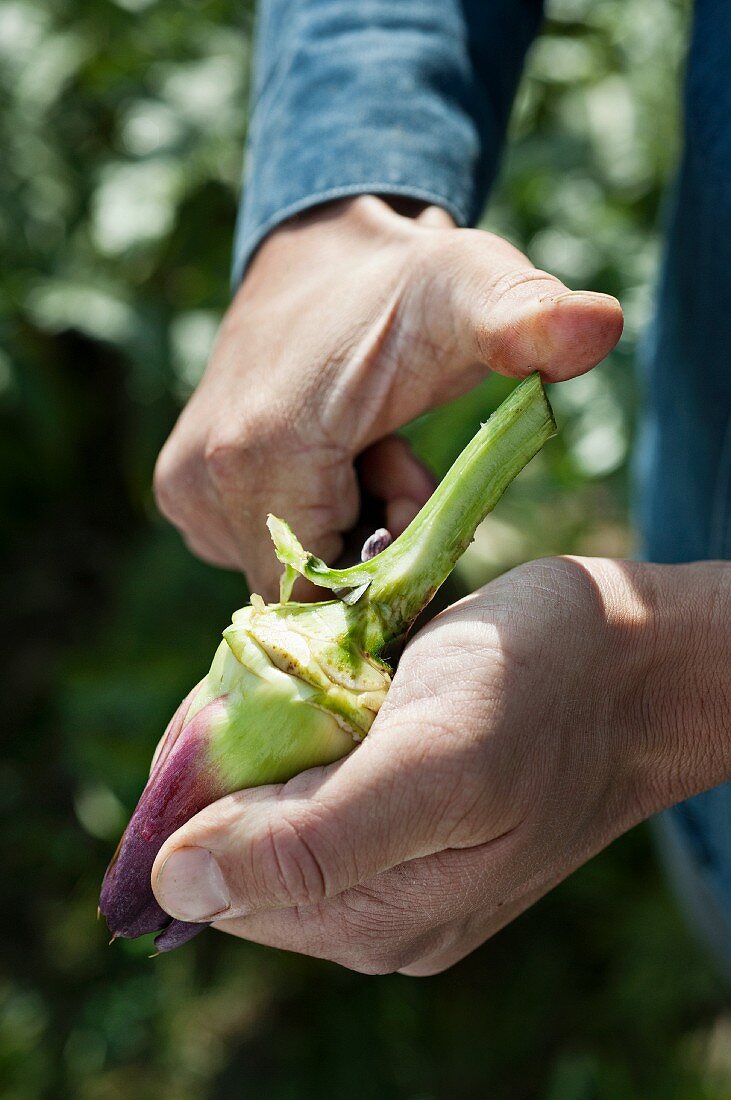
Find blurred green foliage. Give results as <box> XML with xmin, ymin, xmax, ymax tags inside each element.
<box><xmin>3</xmin><ymin>0</ymin><xmax>731</xmax><ymax>1096</ymax></box>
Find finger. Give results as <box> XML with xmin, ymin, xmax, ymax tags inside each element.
<box><xmin>210</xmin><ymin>843</ymin><xmax>495</xmax><ymax>974</ymax></box>
<box><xmin>397</xmin><ymin>879</ymin><xmax>551</xmax><ymax>977</ymax></box>
<box><xmin>181</xmin><ymin>530</ymin><xmax>242</xmax><ymax>572</ymax></box>
<box><xmin>211</xmin><ymin>831</ymin><xmax>555</xmax><ymax>976</ymax></box>
<box><xmin>204</xmin><ymin>434</ymin><xmax>360</xmax><ymax>600</ymax></box>
<box><xmin>230</xmin><ymin>503</ymin><xmax>349</xmax><ymax>603</ymax></box>
<box><xmin>386</xmin><ymin>497</ymin><xmax>421</xmax><ymax>537</ymax></box>
<box><xmin>414</xmin><ymin>204</ymin><xmax>456</xmax><ymax>229</ymax></box>
<box><xmin>360</xmin><ymin>435</ymin><xmax>435</xmax><ymax>504</ymax></box>
<box><xmin>154</xmin><ymin>435</ymin><xmax>245</xmax><ymax>570</ymax></box>
<box><xmin>360</xmin><ymin>435</ymin><xmax>436</xmax><ymax>536</ymax></box>
<box><xmin>438</xmin><ymin>231</ymin><xmax>624</xmax><ymax>385</ymax></box>
<box><xmin>150</xmin><ymin>639</ymin><xmax>509</xmax><ymax>924</ymax></box>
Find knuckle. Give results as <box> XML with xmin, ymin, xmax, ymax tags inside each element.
<box><xmin>203</xmin><ymin>412</ymin><xmax>283</xmax><ymax>494</ymax></box>
<box><xmin>394</xmin><ymin>933</ymin><xmax>452</xmax><ymax>976</ymax></box>
<box><xmin>203</xmin><ymin>431</ymin><xmax>248</xmax><ymax>488</ymax></box>
<box><xmin>397</xmin><ymin>916</ymin><xmax>478</xmax><ymax>977</ymax></box>
<box><xmin>153</xmin><ymin>444</ymin><xmax>187</xmax><ymax>524</ymax></box>
<box><xmin>301</xmin><ymin>457</ymin><xmax>359</xmax><ymax>535</ymax></box>
<box><xmin>399</xmin><ymin>952</ymin><xmax>455</xmax><ymax>978</ymax></box>
<box><xmin>340</xmin><ymin>934</ymin><xmax>438</xmax><ymax>977</ymax></box>
<box><xmin>182</xmin><ymin>531</ymin><xmax>234</xmax><ymax>570</ymax></box>
<box><xmin>488</xmin><ymin>267</ymin><xmax>562</xmax><ymax>305</ymax></box>
<box><xmin>326</xmin><ymin>925</ymin><xmax>413</xmax><ymax>976</ymax></box>
<box><xmin>348</xmin><ymin>952</ymin><xmax>406</xmax><ymax>976</ymax></box>
<box><xmin>330</xmin><ymin>890</ymin><xmax>442</xmax><ymax>976</ymax></box>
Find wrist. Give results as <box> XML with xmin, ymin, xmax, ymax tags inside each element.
<box><xmin>244</xmin><ymin>194</ymin><xmax>453</xmax><ymax>292</ymax></box>
<box><xmin>604</xmin><ymin>560</ymin><xmax>731</xmax><ymax>818</ymax></box>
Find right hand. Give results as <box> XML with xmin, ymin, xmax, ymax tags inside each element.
<box><xmin>154</xmin><ymin>195</ymin><xmax>623</xmax><ymax>596</ymax></box>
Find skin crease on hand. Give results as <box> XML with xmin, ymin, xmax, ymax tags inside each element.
<box><xmin>149</xmin><ymin>195</ymin><xmax>729</xmax><ymax>975</ymax></box>
<box><xmin>153</xmin><ymin>194</ymin><xmax>623</xmax><ymax>597</ymax></box>
<box><xmin>151</xmin><ymin>557</ymin><xmax>731</xmax><ymax>976</ymax></box>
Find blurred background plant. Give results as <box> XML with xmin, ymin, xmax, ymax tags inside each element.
<box><xmin>3</xmin><ymin>0</ymin><xmax>730</xmax><ymax>1096</ymax></box>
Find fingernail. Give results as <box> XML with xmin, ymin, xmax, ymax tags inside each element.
<box><xmin>544</xmin><ymin>290</ymin><xmax>621</xmax><ymax>307</ymax></box>
<box><xmin>156</xmin><ymin>847</ymin><xmax>231</xmax><ymax>922</ymax></box>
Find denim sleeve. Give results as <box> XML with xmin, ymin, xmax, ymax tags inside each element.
<box><xmin>232</xmin><ymin>0</ymin><xmax>544</xmax><ymax>282</ymax></box>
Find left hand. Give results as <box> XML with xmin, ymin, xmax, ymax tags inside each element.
<box><xmin>151</xmin><ymin>556</ymin><xmax>730</xmax><ymax>975</ymax></box>
<box><xmin>152</xmin><ymin>196</ymin><xmax>622</xmax><ymax>595</ymax></box>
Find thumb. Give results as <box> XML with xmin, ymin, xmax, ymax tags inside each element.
<box><xmin>150</xmin><ymin>666</ymin><xmax>495</xmax><ymax>923</ymax></box>
<box><xmin>436</xmin><ymin>230</ymin><xmax>623</xmax><ymax>386</ymax></box>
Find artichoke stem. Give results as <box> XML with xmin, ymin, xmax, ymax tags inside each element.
<box><xmin>359</xmin><ymin>374</ymin><xmax>556</xmax><ymax>651</ymax></box>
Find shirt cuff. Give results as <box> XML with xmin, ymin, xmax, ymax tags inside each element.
<box><xmin>232</xmin><ymin>181</ymin><xmax>468</xmax><ymax>286</ymax></box>
<box><xmin>231</xmin><ymin>2</ymin><xmax>501</xmax><ymax>284</ymax></box>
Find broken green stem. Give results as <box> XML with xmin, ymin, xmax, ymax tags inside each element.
<box><xmin>270</xmin><ymin>374</ymin><xmax>556</xmax><ymax>655</ymax></box>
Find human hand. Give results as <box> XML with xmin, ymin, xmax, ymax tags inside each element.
<box><xmin>153</xmin><ymin>196</ymin><xmax>623</xmax><ymax>595</ymax></box>
<box><xmin>150</xmin><ymin>557</ymin><xmax>730</xmax><ymax>974</ymax></box>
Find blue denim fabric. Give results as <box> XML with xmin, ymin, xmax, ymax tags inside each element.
<box><xmin>638</xmin><ymin>0</ymin><xmax>731</xmax><ymax>955</ymax></box>
<box><xmin>234</xmin><ymin>0</ymin><xmax>731</xmax><ymax>947</ymax></box>
<box><xmin>232</xmin><ymin>0</ymin><xmax>543</xmax><ymax>281</ymax></box>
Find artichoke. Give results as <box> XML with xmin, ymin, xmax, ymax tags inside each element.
<box><xmin>100</xmin><ymin>374</ymin><xmax>556</xmax><ymax>951</ymax></box>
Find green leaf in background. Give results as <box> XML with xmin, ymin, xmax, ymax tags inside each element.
<box><xmin>5</xmin><ymin>0</ymin><xmax>731</xmax><ymax>1097</ymax></box>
